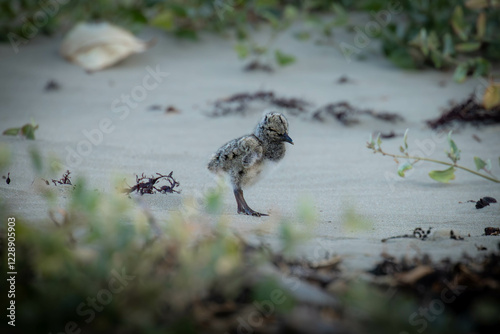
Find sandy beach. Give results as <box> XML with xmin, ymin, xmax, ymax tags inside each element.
<box><xmin>1</xmin><ymin>26</ymin><xmax>499</xmax><ymax>274</ymax></box>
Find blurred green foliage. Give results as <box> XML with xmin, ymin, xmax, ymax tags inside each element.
<box><xmin>2</xmin><ymin>0</ymin><xmax>499</xmax><ymax>79</ymax></box>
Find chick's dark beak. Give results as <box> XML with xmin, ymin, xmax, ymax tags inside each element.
<box><xmin>282</xmin><ymin>133</ymin><xmax>294</xmax><ymax>145</ymax></box>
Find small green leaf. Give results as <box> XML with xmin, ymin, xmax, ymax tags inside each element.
<box><xmin>453</xmin><ymin>63</ymin><xmax>469</xmax><ymax>83</ymax></box>
<box><xmin>234</xmin><ymin>43</ymin><xmax>249</xmax><ymax>59</ymax></box>
<box><xmin>472</xmin><ymin>58</ymin><xmax>490</xmax><ymax>78</ymax></box>
<box><xmin>294</xmin><ymin>31</ymin><xmax>310</xmax><ymax>41</ymax></box>
<box><xmin>399</xmin><ymin>146</ymin><xmax>405</xmax><ymax>153</ymax></box>
<box><xmin>455</xmin><ymin>42</ymin><xmax>481</xmax><ymax>52</ymax></box>
<box><xmin>150</xmin><ymin>11</ymin><xmax>174</xmax><ymax>30</ymax></box>
<box><xmin>419</xmin><ymin>29</ymin><xmax>429</xmax><ymax>56</ymax></box>
<box><xmin>283</xmin><ymin>5</ymin><xmax>298</xmax><ymax>22</ymax></box>
<box><xmin>331</xmin><ymin>4</ymin><xmax>348</xmax><ymax>26</ymax></box>
<box><xmin>262</xmin><ymin>11</ymin><xmax>280</xmax><ymax>29</ymax></box>
<box><xmin>443</xmin><ymin>33</ymin><xmax>455</xmax><ymax>56</ymax></box>
<box><xmin>447</xmin><ymin>131</ymin><xmax>460</xmax><ymax>163</ymax></box>
<box><xmin>397</xmin><ymin>161</ymin><xmax>413</xmax><ymax>177</ymax></box>
<box><xmin>476</xmin><ymin>12</ymin><xmax>486</xmax><ymax>39</ymax></box>
<box><xmin>474</xmin><ymin>156</ymin><xmax>486</xmax><ymax>171</ymax></box>
<box><xmin>403</xmin><ymin>128</ymin><xmax>409</xmax><ymax>150</ymax></box>
<box><xmin>376</xmin><ymin>133</ymin><xmax>382</xmax><ymax>149</ymax></box>
<box><xmin>429</xmin><ymin>167</ymin><xmax>456</xmax><ymax>183</ymax></box>
<box><xmin>3</xmin><ymin>128</ymin><xmax>20</xmax><ymax>136</ymax></box>
<box><xmin>451</xmin><ymin>6</ymin><xmax>468</xmax><ymax>41</ymax></box>
<box><xmin>483</xmin><ymin>83</ymin><xmax>500</xmax><ymax>110</ymax></box>
<box><xmin>485</xmin><ymin>159</ymin><xmax>492</xmax><ymax>172</ymax></box>
<box><xmin>431</xmin><ymin>50</ymin><xmax>442</xmax><ymax>68</ymax></box>
<box><xmin>275</xmin><ymin>50</ymin><xmax>295</xmax><ymax>66</ymax></box>
<box><xmin>21</xmin><ymin>123</ymin><xmax>37</xmax><ymax>140</ymax></box>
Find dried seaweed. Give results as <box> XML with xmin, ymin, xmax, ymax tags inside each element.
<box><xmin>312</xmin><ymin>102</ymin><xmax>404</xmax><ymax>126</ymax></box>
<box><xmin>123</xmin><ymin>172</ymin><xmax>180</xmax><ymax>195</ymax></box>
<box><xmin>485</xmin><ymin>227</ymin><xmax>500</xmax><ymax>236</ymax></box>
<box><xmin>207</xmin><ymin>90</ymin><xmax>404</xmax><ymax>128</ymax></box>
<box><xmin>207</xmin><ymin>90</ymin><xmax>310</xmax><ymax>117</ymax></box>
<box><xmin>475</xmin><ymin>196</ymin><xmax>497</xmax><ymax>209</ymax></box>
<box><xmin>427</xmin><ymin>94</ymin><xmax>500</xmax><ymax>129</ymax></box>
<box><xmin>243</xmin><ymin>60</ymin><xmax>274</xmax><ymax>73</ymax></box>
<box><xmin>381</xmin><ymin>227</ymin><xmax>432</xmax><ymax>242</ymax></box>
<box><xmin>51</xmin><ymin>170</ymin><xmax>72</xmax><ymax>186</ymax></box>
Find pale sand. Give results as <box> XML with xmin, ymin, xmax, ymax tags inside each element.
<box><xmin>0</xmin><ymin>27</ymin><xmax>499</xmax><ymax>273</ymax></box>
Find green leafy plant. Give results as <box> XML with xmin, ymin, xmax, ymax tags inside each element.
<box><xmin>2</xmin><ymin>119</ymin><xmax>38</xmax><ymax>140</ymax></box>
<box><xmin>367</xmin><ymin>129</ymin><xmax>500</xmax><ymax>183</ymax></box>
<box><xmin>356</xmin><ymin>0</ymin><xmax>500</xmax><ymax>82</ymax></box>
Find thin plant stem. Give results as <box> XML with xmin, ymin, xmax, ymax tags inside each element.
<box><xmin>377</xmin><ymin>149</ymin><xmax>500</xmax><ymax>183</ymax></box>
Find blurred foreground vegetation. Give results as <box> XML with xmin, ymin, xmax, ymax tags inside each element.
<box><xmin>1</xmin><ymin>148</ymin><xmax>500</xmax><ymax>334</ymax></box>
<box><xmin>1</xmin><ymin>0</ymin><xmax>500</xmax><ymax>82</ymax></box>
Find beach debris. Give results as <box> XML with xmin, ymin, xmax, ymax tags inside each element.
<box><xmin>476</xmin><ymin>196</ymin><xmax>497</xmax><ymax>209</ymax></box>
<box><xmin>51</xmin><ymin>170</ymin><xmax>72</xmax><ymax>186</ymax></box>
<box><xmin>123</xmin><ymin>172</ymin><xmax>180</xmax><ymax>195</ymax></box>
<box><xmin>147</xmin><ymin>105</ymin><xmax>163</xmax><ymax>111</ymax></box>
<box><xmin>44</xmin><ymin>80</ymin><xmax>61</xmax><ymax>92</ymax></box>
<box><xmin>475</xmin><ymin>244</ymin><xmax>487</xmax><ymax>251</ymax></box>
<box><xmin>485</xmin><ymin>227</ymin><xmax>500</xmax><ymax>236</ymax></box>
<box><xmin>166</xmin><ymin>105</ymin><xmax>181</xmax><ymax>114</ymax></box>
<box><xmin>450</xmin><ymin>230</ymin><xmax>464</xmax><ymax>240</ymax></box>
<box><xmin>2</xmin><ymin>119</ymin><xmax>39</xmax><ymax>140</ymax></box>
<box><xmin>374</xmin><ymin>131</ymin><xmax>400</xmax><ymax>139</ymax></box>
<box><xmin>427</xmin><ymin>94</ymin><xmax>500</xmax><ymax>129</ymax></box>
<box><xmin>207</xmin><ymin>91</ymin><xmax>310</xmax><ymax>117</ymax></box>
<box><xmin>2</xmin><ymin>172</ymin><xmax>10</xmax><ymax>184</ymax></box>
<box><xmin>472</xmin><ymin>134</ymin><xmax>482</xmax><ymax>142</ymax></box>
<box><xmin>147</xmin><ymin>105</ymin><xmax>182</xmax><ymax>114</ymax></box>
<box><xmin>60</xmin><ymin>22</ymin><xmax>155</xmax><ymax>72</ymax></box>
<box><xmin>243</xmin><ymin>60</ymin><xmax>274</xmax><ymax>73</ymax></box>
<box><xmin>336</xmin><ymin>75</ymin><xmax>353</xmax><ymax>84</ymax></box>
<box><xmin>311</xmin><ymin>102</ymin><xmax>404</xmax><ymax>126</ymax></box>
<box><xmin>381</xmin><ymin>227</ymin><xmax>432</xmax><ymax>242</ymax></box>
<box><xmin>207</xmin><ymin>90</ymin><xmax>403</xmax><ymax>126</ymax></box>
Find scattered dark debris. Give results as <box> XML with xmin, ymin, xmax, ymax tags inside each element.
<box><xmin>472</xmin><ymin>134</ymin><xmax>482</xmax><ymax>142</ymax></box>
<box><xmin>206</xmin><ymin>90</ymin><xmax>404</xmax><ymax>127</ymax></box>
<box><xmin>367</xmin><ymin>252</ymin><xmax>500</xmax><ymax>333</ymax></box>
<box><xmin>148</xmin><ymin>104</ymin><xmax>163</xmax><ymax>111</ymax></box>
<box><xmin>426</xmin><ymin>94</ymin><xmax>500</xmax><ymax>129</ymax></box>
<box><xmin>336</xmin><ymin>75</ymin><xmax>353</xmax><ymax>84</ymax></box>
<box><xmin>166</xmin><ymin>105</ymin><xmax>181</xmax><ymax>114</ymax></box>
<box><xmin>312</xmin><ymin>102</ymin><xmax>404</xmax><ymax>126</ymax></box>
<box><xmin>475</xmin><ymin>244</ymin><xmax>488</xmax><ymax>251</ymax></box>
<box><xmin>2</xmin><ymin>172</ymin><xmax>10</xmax><ymax>184</ymax></box>
<box><xmin>381</xmin><ymin>227</ymin><xmax>432</xmax><ymax>242</ymax></box>
<box><xmin>450</xmin><ymin>230</ymin><xmax>464</xmax><ymax>240</ymax></box>
<box><xmin>123</xmin><ymin>172</ymin><xmax>180</xmax><ymax>195</ymax></box>
<box><xmin>51</xmin><ymin>170</ymin><xmax>72</xmax><ymax>186</ymax></box>
<box><xmin>271</xmin><ymin>254</ymin><xmax>342</xmax><ymax>288</ymax></box>
<box><xmin>378</xmin><ymin>131</ymin><xmax>400</xmax><ymax>139</ymax></box>
<box><xmin>458</xmin><ymin>200</ymin><xmax>476</xmax><ymax>204</ymax></box>
<box><xmin>243</xmin><ymin>60</ymin><xmax>274</xmax><ymax>73</ymax></box>
<box><xmin>476</xmin><ymin>196</ymin><xmax>497</xmax><ymax>209</ymax></box>
<box><xmin>44</xmin><ymin>80</ymin><xmax>60</xmax><ymax>92</ymax></box>
<box><xmin>485</xmin><ymin>227</ymin><xmax>500</xmax><ymax>236</ymax></box>
<box><xmin>207</xmin><ymin>91</ymin><xmax>310</xmax><ymax>117</ymax></box>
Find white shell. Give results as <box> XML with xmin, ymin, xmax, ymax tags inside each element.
<box><xmin>60</xmin><ymin>22</ymin><xmax>154</xmax><ymax>72</ymax></box>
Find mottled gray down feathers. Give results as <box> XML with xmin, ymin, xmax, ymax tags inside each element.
<box><xmin>207</xmin><ymin>112</ymin><xmax>292</xmax><ymax>190</ymax></box>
